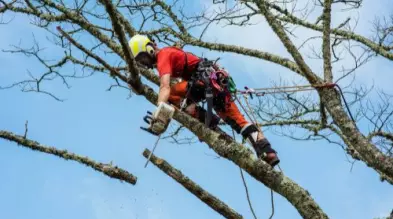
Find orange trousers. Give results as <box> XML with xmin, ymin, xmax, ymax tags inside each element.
<box><xmin>168</xmin><ymin>80</ymin><xmax>249</xmax><ymax>132</ymax></box>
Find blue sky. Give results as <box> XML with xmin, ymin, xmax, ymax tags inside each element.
<box><xmin>1</xmin><ymin>1</ymin><xmax>393</xmax><ymax>219</ymax></box>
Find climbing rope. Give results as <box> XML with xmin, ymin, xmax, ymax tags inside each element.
<box><xmin>231</xmin><ymin>82</ymin><xmax>358</xmax><ymax>219</ymax></box>
<box><xmin>232</xmin><ymin>129</ymin><xmax>258</xmax><ymax>219</ymax></box>
<box><xmin>234</xmin><ymin>82</ymin><xmax>356</xmax><ymax>124</ymax></box>
<box><xmin>234</xmin><ymin>94</ymin><xmax>276</xmax><ymax>219</ymax></box>
<box><xmin>235</xmin><ymin>83</ymin><xmax>336</xmax><ymax>97</ymax></box>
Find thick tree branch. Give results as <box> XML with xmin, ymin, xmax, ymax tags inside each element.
<box><xmin>153</xmin><ymin>0</ymin><xmax>188</xmax><ymax>35</ymax></box>
<box><xmin>340</xmin><ymin>131</ymin><xmax>393</xmax><ymax>184</ymax></box>
<box><xmin>148</xmin><ymin>1</ymin><xmax>305</xmax><ymax>75</ymax></box>
<box><xmin>253</xmin><ymin>0</ymin><xmax>321</xmax><ymax>84</ymax></box>
<box><xmin>0</xmin><ymin>130</ymin><xmax>137</xmax><ymax>185</ymax></box>
<box><xmin>3</xmin><ymin>0</ymin><xmax>390</xmax><ymax>217</ymax></box>
<box><xmin>368</xmin><ymin>131</ymin><xmax>393</xmax><ymax>142</ymax></box>
<box><xmin>143</xmin><ymin>149</ymin><xmax>243</xmax><ymax>219</ymax></box>
<box><xmin>268</xmin><ymin>2</ymin><xmax>393</xmax><ymax>61</ymax></box>
<box><xmin>319</xmin><ymin>87</ymin><xmax>393</xmax><ymax>183</ymax></box>
<box><xmin>165</xmin><ymin>28</ymin><xmax>304</xmax><ymax>76</ymax></box>
<box><xmin>98</xmin><ymin>0</ymin><xmax>142</xmax><ymax>92</ymax></box>
<box><xmin>0</xmin><ymin>2</ymin><xmax>67</xmax><ymax>22</ymax></box>
<box><xmin>322</xmin><ymin>0</ymin><xmax>333</xmax><ymax>82</ymax></box>
<box><xmin>57</xmin><ymin>26</ymin><xmax>159</xmax><ymax>89</ymax></box>
<box><xmin>39</xmin><ymin>0</ymin><xmax>125</xmax><ymax>59</ymax></box>
<box><xmin>131</xmin><ymin>82</ymin><xmax>328</xmax><ymax>218</ymax></box>
<box><xmin>57</xmin><ymin>26</ymin><xmax>122</xmax><ymax>78</ymax></box>
<box><xmin>247</xmin><ymin>0</ymin><xmax>393</xmax><ymax>183</ymax></box>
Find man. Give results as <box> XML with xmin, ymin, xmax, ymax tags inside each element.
<box><xmin>128</xmin><ymin>34</ymin><xmax>280</xmax><ymax>167</ymax></box>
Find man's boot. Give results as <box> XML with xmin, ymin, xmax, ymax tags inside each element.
<box><xmin>240</xmin><ymin>123</ymin><xmax>280</xmax><ymax>167</ymax></box>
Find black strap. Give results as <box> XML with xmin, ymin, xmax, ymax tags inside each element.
<box><xmin>205</xmin><ymin>87</ymin><xmax>213</xmax><ymax>127</ymax></box>
<box><xmin>182</xmin><ymin>49</ymin><xmax>214</xmax><ymax>128</ymax></box>
<box><xmin>182</xmin><ymin>48</ymin><xmax>204</xmax><ymax>76</ymax></box>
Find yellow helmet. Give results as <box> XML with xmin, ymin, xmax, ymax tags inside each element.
<box><xmin>128</xmin><ymin>34</ymin><xmax>155</xmax><ymax>58</ymax></box>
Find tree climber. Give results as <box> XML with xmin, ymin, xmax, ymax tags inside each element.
<box><xmin>128</xmin><ymin>34</ymin><xmax>280</xmax><ymax>167</ymax></box>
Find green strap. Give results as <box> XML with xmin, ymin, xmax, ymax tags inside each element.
<box><xmin>228</xmin><ymin>76</ymin><xmax>237</xmax><ymax>93</ymax></box>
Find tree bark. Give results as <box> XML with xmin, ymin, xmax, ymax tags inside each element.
<box><xmin>138</xmin><ymin>84</ymin><xmax>328</xmax><ymax>219</ymax></box>
<box><xmin>46</xmin><ymin>27</ymin><xmax>329</xmax><ymax>215</ymax></box>
<box><xmin>143</xmin><ymin>149</ymin><xmax>243</xmax><ymax>219</ymax></box>
<box><xmin>320</xmin><ymin>88</ymin><xmax>393</xmax><ymax>182</ymax></box>
<box><xmin>0</xmin><ymin>130</ymin><xmax>137</xmax><ymax>185</ymax></box>
<box><xmin>322</xmin><ymin>0</ymin><xmax>333</xmax><ymax>82</ymax></box>
<box><xmin>252</xmin><ymin>0</ymin><xmax>393</xmax><ymax>182</ymax></box>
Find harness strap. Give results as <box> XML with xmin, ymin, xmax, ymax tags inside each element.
<box><xmin>182</xmin><ymin>50</ymin><xmax>215</xmax><ymax>128</ymax></box>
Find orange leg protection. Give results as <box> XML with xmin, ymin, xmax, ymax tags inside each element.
<box><xmin>168</xmin><ymin>80</ymin><xmax>188</xmax><ymax>107</ymax></box>
<box><xmin>168</xmin><ymin>80</ymin><xmax>250</xmax><ymax>132</ymax></box>
<box><xmin>215</xmin><ymin>101</ymin><xmax>249</xmax><ymax>132</ymax></box>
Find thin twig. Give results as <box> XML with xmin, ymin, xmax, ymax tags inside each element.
<box><xmin>24</xmin><ymin>120</ymin><xmax>28</xmax><ymax>139</ymax></box>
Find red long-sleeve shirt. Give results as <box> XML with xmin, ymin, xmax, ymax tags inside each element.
<box><xmin>156</xmin><ymin>47</ymin><xmax>200</xmax><ymax>80</ymax></box>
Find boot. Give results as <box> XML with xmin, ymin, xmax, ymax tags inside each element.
<box><xmin>240</xmin><ymin>124</ymin><xmax>280</xmax><ymax>167</ymax></box>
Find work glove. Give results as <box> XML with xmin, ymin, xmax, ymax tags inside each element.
<box><xmin>140</xmin><ymin>102</ymin><xmax>175</xmax><ymax>136</ymax></box>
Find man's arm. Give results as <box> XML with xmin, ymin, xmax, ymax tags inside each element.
<box><xmin>157</xmin><ymin>74</ymin><xmax>171</xmax><ymax>105</ymax></box>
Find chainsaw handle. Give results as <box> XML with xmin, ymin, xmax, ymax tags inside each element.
<box><xmin>140</xmin><ymin>126</ymin><xmax>159</xmax><ymax>136</ymax></box>
<box><xmin>143</xmin><ymin>111</ymin><xmax>154</xmax><ymax>124</ymax></box>
<box><xmin>143</xmin><ymin>115</ymin><xmax>153</xmax><ymax>124</ymax></box>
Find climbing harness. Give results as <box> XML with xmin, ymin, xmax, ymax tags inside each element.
<box><xmin>180</xmin><ymin>52</ymin><xmax>237</xmax><ymax>128</ymax></box>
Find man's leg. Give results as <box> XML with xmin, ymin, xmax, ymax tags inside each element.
<box><xmin>216</xmin><ymin>100</ymin><xmax>280</xmax><ymax>167</ymax></box>
<box><xmin>168</xmin><ymin>81</ymin><xmax>220</xmax><ymax>128</ymax></box>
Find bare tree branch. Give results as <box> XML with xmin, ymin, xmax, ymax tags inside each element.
<box><xmin>137</xmin><ymin>83</ymin><xmax>328</xmax><ymax>218</ymax></box>
<box><xmin>142</xmin><ymin>148</ymin><xmax>243</xmax><ymax>219</ymax></box>
<box><xmin>0</xmin><ymin>130</ymin><xmax>137</xmax><ymax>185</ymax></box>
<box><xmin>2</xmin><ymin>0</ymin><xmax>393</xmax><ymax>217</ymax></box>
<box><xmin>98</xmin><ymin>0</ymin><xmax>142</xmax><ymax>93</ymax></box>
<box><xmin>268</xmin><ymin>1</ymin><xmax>393</xmax><ymax>61</ymax></box>
<box><xmin>322</xmin><ymin>0</ymin><xmax>333</xmax><ymax>82</ymax></box>
<box><xmin>252</xmin><ymin>0</ymin><xmax>321</xmax><ymax>84</ymax></box>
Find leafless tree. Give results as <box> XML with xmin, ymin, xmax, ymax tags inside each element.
<box><xmin>1</xmin><ymin>0</ymin><xmax>393</xmax><ymax>218</ymax></box>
